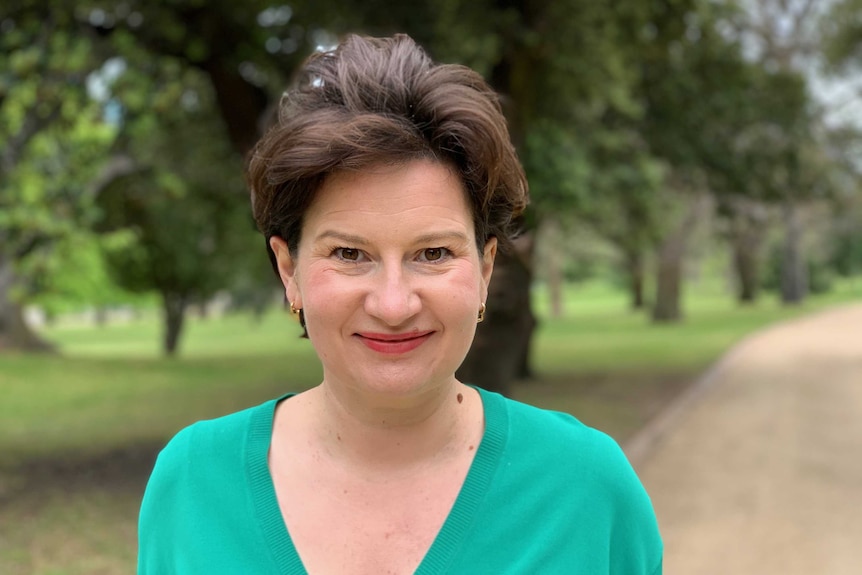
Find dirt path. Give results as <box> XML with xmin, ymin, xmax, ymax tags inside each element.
<box><xmin>628</xmin><ymin>303</ymin><xmax>862</xmax><ymax>574</ymax></box>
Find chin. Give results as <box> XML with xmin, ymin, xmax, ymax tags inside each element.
<box><xmin>342</xmin><ymin>366</ymin><xmax>456</xmax><ymax>399</ymax></box>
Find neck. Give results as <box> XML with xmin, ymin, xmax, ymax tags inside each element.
<box><xmin>308</xmin><ymin>380</ymin><xmax>479</xmax><ymax>471</ymax></box>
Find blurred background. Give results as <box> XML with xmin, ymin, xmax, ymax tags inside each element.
<box><xmin>1</xmin><ymin>0</ymin><xmax>861</xmax><ymax>573</ymax></box>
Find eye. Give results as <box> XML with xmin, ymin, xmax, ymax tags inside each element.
<box><xmin>335</xmin><ymin>247</ymin><xmax>361</xmax><ymax>261</ymax></box>
<box><xmin>419</xmin><ymin>247</ymin><xmax>449</xmax><ymax>262</ymax></box>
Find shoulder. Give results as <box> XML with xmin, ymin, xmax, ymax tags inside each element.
<box><xmin>491</xmin><ymin>389</ymin><xmax>650</xmax><ymax>497</ymax></box>
<box><xmin>139</xmin><ymin>397</ymin><xmax>280</xmax><ymax>522</ymax></box>
<box><xmin>153</xmin><ymin>399</ymin><xmax>273</xmax><ymax>472</ymax></box>
<box><xmin>481</xmin><ymin>389</ymin><xmax>663</xmax><ymax>571</ymax></box>
<box><xmin>143</xmin><ymin>403</ymin><xmax>254</xmax><ymax>495</ymax></box>
<box><xmin>138</xmin><ymin>398</ymin><xmax>282</xmax><ymax>571</ymax></box>
<box><xmin>488</xmin><ymin>389</ymin><xmax>628</xmax><ymax>471</ymax></box>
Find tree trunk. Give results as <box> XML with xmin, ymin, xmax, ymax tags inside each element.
<box><xmin>780</xmin><ymin>200</ymin><xmax>807</xmax><ymax>304</ymax></box>
<box><xmin>542</xmin><ymin>217</ymin><xmax>565</xmax><ymax>319</ymax></box>
<box><xmin>652</xmin><ymin>244</ymin><xmax>683</xmax><ymax>322</ymax></box>
<box><xmin>458</xmin><ymin>43</ymin><xmax>538</xmax><ymax>393</ymax></box>
<box><xmin>195</xmin><ymin>301</ymin><xmax>210</xmax><ymax>319</ymax></box>
<box><xmin>457</xmin><ymin>234</ymin><xmax>536</xmax><ymax>395</ymax></box>
<box><xmin>95</xmin><ymin>307</ymin><xmax>109</xmax><ymax>326</ymax></box>
<box><xmin>652</xmin><ymin>193</ymin><xmax>710</xmax><ymax>323</ymax></box>
<box><xmin>162</xmin><ymin>292</ymin><xmax>189</xmax><ymax>356</ymax></box>
<box><xmin>202</xmin><ymin>59</ymin><xmax>270</xmax><ymax>157</ymax></box>
<box><xmin>623</xmin><ymin>247</ymin><xmax>646</xmax><ymax>310</ymax></box>
<box><xmin>729</xmin><ymin>199</ymin><xmax>768</xmax><ymax>305</ymax></box>
<box><xmin>0</xmin><ymin>256</ymin><xmax>54</xmax><ymax>352</ymax></box>
<box><xmin>734</xmin><ymin>244</ymin><xmax>760</xmax><ymax>303</ymax></box>
<box><xmin>515</xmin><ymin>233</ymin><xmax>538</xmax><ymax>381</ymax></box>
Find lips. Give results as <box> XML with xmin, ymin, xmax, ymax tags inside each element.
<box><xmin>355</xmin><ymin>331</ymin><xmax>434</xmax><ymax>354</ymax></box>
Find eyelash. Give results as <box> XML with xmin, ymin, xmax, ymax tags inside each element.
<box><xmin>332</xmin><ymin>247</ymin><xmax>365</xmax><ymax>262</ymax></box>
<box><xmin>329</xmin><ymin>247</ymin><xmax>452</xmax><ymax>264</ymax></box>
<box><xmin>417</xmin><ymin>247</ymin><xmax>451</xmax><ymax>263</ymax></box>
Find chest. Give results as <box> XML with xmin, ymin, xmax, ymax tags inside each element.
<box><xmin>270</xmin><ymin>453</ymin><xmax>473</xmax><ymax>575</ymax></box>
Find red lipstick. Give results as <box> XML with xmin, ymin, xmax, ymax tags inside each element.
<box><xmin>355</xmin><ymin>331</ymin><xmax>433</xmax><ymax>354</ymax></box>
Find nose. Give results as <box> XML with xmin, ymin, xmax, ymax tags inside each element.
<box><xmin>364</xmin><ymin>262</ymin><xmax>421</xmax><ymax>326</ymax></box>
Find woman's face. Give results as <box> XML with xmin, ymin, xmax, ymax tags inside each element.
<box><xmin>270</xmin><ymin>159</ymin><xmax>496</xmax><ymax>401</ymax></box>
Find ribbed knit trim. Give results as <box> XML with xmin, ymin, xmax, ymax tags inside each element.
<box><xmin>415</xmin><ymin>387</ymin><xmax>508</xmax><ymax>574</ymax></box>
<box><xmin>245</xmin><ymin>388</ymin><xmax>507</xmax><ymax>575</ymax></box>
<box><xmin>247</xmin><ymin>394</ymin><xmax>307</xmax><ymax>575</ymax></box>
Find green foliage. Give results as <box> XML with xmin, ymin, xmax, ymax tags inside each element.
<box><xmin>28</xmin><ymin>231</ymin><xmax>146</xmax><ymax>316</ymax></box>
<box><xmin>831</xmin><ymin>231</ymin><xmax>862</xmax><ymax>277</ymax></box>
<box><xmin>96</xmin><ymin>59</ymin><xmax>258</xmax><ymax>309</ymax></box>
<box><xmin>522</xmin><ymin>121</ymin><xmax>592</xmax><ymax>216</ymax></box>
<box><xmin>829</xmin><ymin>191</ymin><xmax>862</xmax><ymax>277</ymax></box>
<box><xmin>85</xmin><ymin>0</ymin><xmax>339</xmax><ymax>149</ymax></box>
<box><xmin>0</xmin><ymin>5</ymin><xmax>119</xmax><ymax>329</ymax></box>
<box><xmin>823</xmin><ymin>0</ymin><xmax>862</xmax><ymax>70</ymax></box>
<box><xmin>635</xmin><ymin>1</ymin><xmax>810</xmax><ymax>203</ymax></box>
<box><xmin>585</xmin><ymin>125</ymin><xmax>668</xmax><ymax>251</ymax></box>
<box><xmin>0</xmin><ymin>0</ymin><xmax>854</xmax><ymax>353</ymax></box>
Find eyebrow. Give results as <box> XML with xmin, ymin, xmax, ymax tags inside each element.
<box><xmin>314</xmin><ymin>230</ymin><xmax>369</xmax><ymax>245</ymax></box>
<box><xmin>414</xmin><ymin>231</ymin><xmax>470</xmax><ymax>245</ymax></box>
<box><xmin>314</xmin><ymin>230</ymin><xmax>470</xmax><ymax>245</ymax></box>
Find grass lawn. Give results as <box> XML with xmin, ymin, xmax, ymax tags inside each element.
<box><xmin>1</xmin><ymin>279</ymin><xmax>859</xmax><ymax>574</ymax></box>
<box><xmin>518</xmin><ymin>278</ymin><xmax>862</xmax><ymax>438</ymax></box>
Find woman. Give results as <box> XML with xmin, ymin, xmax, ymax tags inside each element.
<box><xmin>138</xmin><ymin>34</ymin><xmax>662</xmax><ymax>574</ymax></box>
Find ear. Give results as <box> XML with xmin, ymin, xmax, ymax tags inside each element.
<box><xmin>480</xmin><ymin>237</ymin><xmax>497</xmax><ymax>300</ymax></box>
<box><xmin>270</xmin><ymin>236</ymin><xmax>301</xmax><ymax>308</ymax></box>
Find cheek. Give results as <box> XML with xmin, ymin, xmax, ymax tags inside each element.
<box><xmin>297</xmin><ymin>261</ymin><xmax>350</xmax><ymax>297</ymax></box>
<box><xmin>437</xmin><ymin>268</ymin><xmax>484</xmax><ymax>314</ymax></box>
<box><xmin>294</xmin><ymin>267</ymin><xmax>353</xmax><ymax>332</ymax></box>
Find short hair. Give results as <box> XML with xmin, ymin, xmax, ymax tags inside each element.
<box><xmin>247</xmin><ymin>33</ymin><xmax>528</xmax><ymax>271</ymax></box>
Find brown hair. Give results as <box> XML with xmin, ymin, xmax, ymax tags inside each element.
<box><xmin>247</xmin><ymin>33</ymin><xmax>528</xmax><ymax>269</ymax></box>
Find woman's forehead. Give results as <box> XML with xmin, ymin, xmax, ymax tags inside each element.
<box><xmin>301</xmin><ymin>160</ymin><xmax>475</xmax><ymax>242</ymax></box>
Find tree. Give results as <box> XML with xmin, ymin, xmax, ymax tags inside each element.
<box><xmin>821</xmin><ymin>1</ymin><xmax>862</xmax><ymax>283</ymax></box>
<box><xmin>630</xmin><ymin>0</ymin><xmax>740</xmax><ymax>321</ymax></box>
<box><xmin>584</xmin><ymin>125</ymin><xmax>666</xmax><ymax>311</ymax></box>
<box><xmin>524</xmin><ymin>121</ymin><xmax>592</xmax><ymax>317</ymax></box>
<box><xmin>27</xmin><ymin>230</ymin><xmax>145</xmax><ymax>322</ymax></box>
<box><xmin>705</xmin><ymin>65</ymin><xmax>814</xmax><ymax>304</ymax></box>
<box><xmin>94</xmin><ymin>50</ymin><xmax>258</xmax><ymax>355</ymax></box>
<box><xmin>0</xmin><ymin>4</ymin><xmax>114</xmax><ymax>350</ymax></box>
<box><xmin>731</xmin><ymin>0</ymin><xmax>832</xmax><ymax>304</ymax></box>
<box><xmin>78</xmin><ymin>1</ymin><xmax>352</xmax><ymax>356</ymax></box>
<box><xmin>830</xmin><ymin>199</ymin><xmax>862</xmax><ymax>278</ymax></box>
<box><xmin>627</xmin><ymin>0</ymin><xmax>816</xmax><ymax>318</ymax></box>
<box><xmin>716</xmin><ymin>196</ymin><xmax>769</xmax><ymax>303</ymax></box>
<box><xmin>823</xmin><ymin>0</ymin><xmax>862</xmax><ymax>69</ymax></box>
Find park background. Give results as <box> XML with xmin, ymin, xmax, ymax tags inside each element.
<box><xmin>1</xmin><ymin>0</ymin><xmax>861</xmax><ymax>573</ymax></box>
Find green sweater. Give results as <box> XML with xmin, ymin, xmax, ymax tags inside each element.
<box><xmin>138</xmin><ymin>388</ymin><xmax>662</xmax><ymax>574</ymax></box>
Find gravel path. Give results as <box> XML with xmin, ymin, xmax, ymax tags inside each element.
<box><xmin>629</xmin><ymin>303</ymin><xmax>862</xmax><ymax>575</ymax></box>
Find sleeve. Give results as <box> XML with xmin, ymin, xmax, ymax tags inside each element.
<box><xmin>137</xmin><ymin>425</ymin><xmax>195</xmax><ymax>574</ymax></box>
<box><xmin>592</xmin><ymin>430</ymin><xmax>664</xmax><ymax>575</ymax></box>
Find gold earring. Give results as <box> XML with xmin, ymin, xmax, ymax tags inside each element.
<box><xmin>289</xmin><ymin>301</ymin><xmax>300</xmax><ymax>315</ymax></box>
<box><xmin>477</xmin><ymin>302</ymin><xmax>486</xmax><ymax>323</ymax></box>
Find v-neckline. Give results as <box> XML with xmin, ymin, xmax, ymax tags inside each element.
<box><xmin>246</xmin><ymin>388</ymin><xmax>508</xmax><ymax>574</ymax></box>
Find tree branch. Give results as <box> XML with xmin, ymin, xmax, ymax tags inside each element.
<box><xmin>88</xmin><ymin>154</ymin><xmax>139</xmax><ymax>199</ymax></box>
<box><xmin>0</xmin><ymin>101</ymin><xmax>63</xmax><ymax>177</ymax></box>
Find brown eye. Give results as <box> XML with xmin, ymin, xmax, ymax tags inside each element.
<box><xmin>338</xmin><ymin>248</ymin><xmax>360</xmax><ymax>261</ymax></box>
<box><xmin>423</xmin><ymin>248</ymin><xmax>444</xmax><ymax>261</ymax></box>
